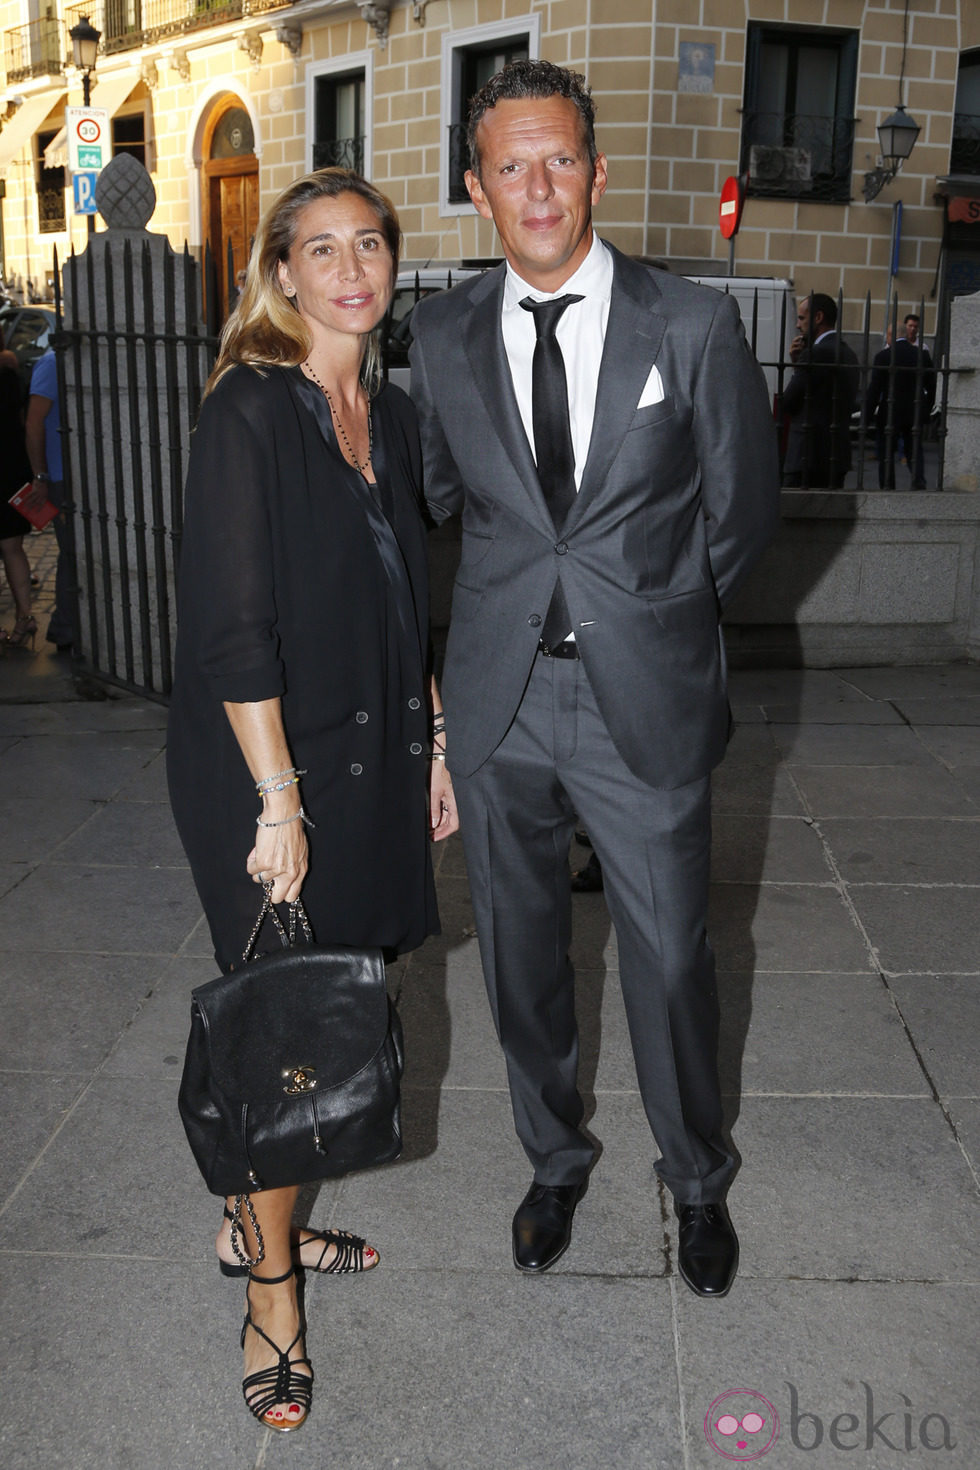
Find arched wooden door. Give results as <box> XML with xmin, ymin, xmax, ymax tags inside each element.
<box><xmin>202</xmin><ymin>99</ymin><xmax>258</xmax><ymax>320</ymax></box>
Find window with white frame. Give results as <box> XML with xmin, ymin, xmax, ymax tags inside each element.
<box><xmin>440</xmin><ymin>16</ymin><xmax>539</xmax><ymax>213</ymax></box>
<box><xmin>308</xmin><ymin>53</ymin><xmax>372</xmax><ymax>179</ymax></box>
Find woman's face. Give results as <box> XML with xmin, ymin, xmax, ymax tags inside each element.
<box><xmin>276</xmin><ymin>191</ymin><xmax>395</xmax><ymax>347</ymax></box>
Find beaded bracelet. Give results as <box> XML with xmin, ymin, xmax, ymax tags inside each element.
<box><xmin>256</xmin><ymin>767</ymin><xmax>307</xmax><ymax>794</ymax></box>
<box><xmin>258</xmin><ymin>775</ymin><xmax>302</xmax><ymax>795</ymax></box>
<box><xmin>256</xmin><ymin>807</ymin><xmax>316</xmax><ymax>828</ymax></box>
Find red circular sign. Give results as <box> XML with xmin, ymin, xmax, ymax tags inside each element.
<box><xmin>77</xmin><ymin>117</ymin><xmax>101</xmax><ymax>143</ymax></box>
<box><xmin>719</xmin><ymin>176</ymin><xmax>744</xmax><ymax>240</ymax></box>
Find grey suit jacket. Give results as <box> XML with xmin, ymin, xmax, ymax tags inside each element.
<box><xmin>410</xmin><ymin>245</ymin><xmax>780</xmax><ymax>788</ymax></box>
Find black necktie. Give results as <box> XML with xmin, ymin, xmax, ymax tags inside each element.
<box><xmin>520</xmin><ymin>293</ymin><xmax>584</xmax><ymax>647</ymax></box>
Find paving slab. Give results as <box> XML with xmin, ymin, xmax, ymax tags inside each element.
<box><xmin>790</xmin><ymin>760</ymin><xmax>979</xmax><ymax>816</ymax></box>
<box><xmin>730</xmin><ymin>1096</ymin><xmax>977</xmax><ymax>1282</ymax></box>
<box><xmin>677</xmin><ymin>1282</ymin><xmax>978</xmax><ymax>1470</ymax></box>
<box><xmin>708</xmin><ymin>882</ymin><xmax>873</xmax><ymax>973</ymax></box>
<box><xmin>0</xmin><ymin>729</ymin><xmax>163</xmax><ymax>800</ymax></box>
<box><xmin>0</xmin><ymin>794</ymin><xmax>99</xmax><ymax>864</ymax></box>
<box><xmin>840</xmin><ymin>664</ymin><xmax>980</xmax><ymax>699</ymax></box>
<box><xmin>52</xmin><ymin>798</ymin><xmax>189</xmax><ymax>868</ymax></box>
<box><xmin>912</xmin><ymin>723</ymin><xmax>980</xmax><ymax>766</ymax></box>
<box><xmin>338</xmin><ymin>1087</ymin><xmax>668</xmax><ymax>1280</ymax></box>
<box><xmin>0</xmin><ymin>951</ymin><xmax>156</xmax><ymax>1071</ymax></box>
<box><xmin>718</xmin><ymin>971</ymin><xmax>929</xmax><ymax>1099</ymax></box>
<box><xmin>711</xmin><ymin>814</ymin><xmax>832</xmax><ymax>883</ymax></box>
<box><xmin>768</xmin><ymin>722</ymin><xmax>939</xmax><ymax>766</ymax></box>
<box><xmin>102</xmin><ymin>954</ymin><xmax>218</xmax><ymax>1078</ymax></box>
<box><xmin>0</xmin><ymin>1257</ymin><xmax>268</xmax><ymax>1470</ymax></box>
<box><xmin>0</xmin><ymin>862</ymin><xmax>203</xmax><ymax>954</ymax></box>
<box><xmin>296</xmin><ymin>1270</ymin><xmax>682</xmax><ymax>1470</ymax></box>
<box><xmin>710</xmin><ymin>761</ymin><xmax>805</xmax><ymax>815</ymax></box>
<box><xmin>888</xmin><ymin>975</ymin><xmax>980</xmax><ymax>1099</ymax></box>
<box><xmin>0</xmin><ymin>1071</ymin><xmax>87</xmax><ymax>1203</ymax></box>
<box><xmin>819</xmin><ymin>816</ymin><xmax>980</xmax><ymax>884</ymax></box>
<box><xmin>847</xmin><ymin>884</ymin><xmax>980</xmax><ymax>974</ymax></box>
<box><xmin>891</xmin><ymin>695</ymin><xmax>980</xmax><ymax>726</ymax></box>
<box><xmin>947</xmin><ymin>1099</ymin><xmax>980</xmax><ymax>1183</ymax></box>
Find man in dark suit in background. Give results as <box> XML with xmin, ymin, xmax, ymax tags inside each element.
<box><xmin>864</xmin><ymin>313</ymin><xmax>936</xmax><ymax>488</ymax></box>
<box><xmin>782</xmin><ymin>292</ymin><xmax>859</xmax><ymax>488</ymax></box>
<box><xmin>410</xmin><ymin>60</ymin><xmax>780</xmax><ymax>1296</ymax></box>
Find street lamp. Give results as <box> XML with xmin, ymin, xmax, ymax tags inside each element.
<box><xmin>862</xmin><ymin>104</ymin><xmax>921</xmax><ymax>202</ymax></box>
<box><xmin>68</xmin><ymin>15</ymin><xmax>101</xmax><ymax>234</ymax></box>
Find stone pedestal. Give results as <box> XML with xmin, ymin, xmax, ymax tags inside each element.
<box><xmin>944</xmin><ymin>290</ymin><xmax>980</xmax><ymax>495</ymax></box>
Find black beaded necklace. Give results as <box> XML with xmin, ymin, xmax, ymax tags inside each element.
<box><xmin>303</xmin><ymin>360</ymin><xmax>373</xmax><ymax>476</ymax></box>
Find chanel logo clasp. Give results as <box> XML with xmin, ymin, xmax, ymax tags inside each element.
<box><xmin>282</xmin><ymin>1065</ymin><xmax>317</xmax><ymax>1096</ymax></box>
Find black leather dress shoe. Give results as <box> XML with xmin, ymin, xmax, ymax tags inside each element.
<box><xmin>570</xmin><ymin>851</ymin><xmax>603</xmax><ymax>892</ymax></box>
<box><xmin>512</xmin><ymin>1181</ymin><xmax>585</xmax><ymax>1272</ymax></box>
<box><xmin>676</xmin><ymin>1202</ymin><xmax>739</xmax><ymax>1298</ymax></box>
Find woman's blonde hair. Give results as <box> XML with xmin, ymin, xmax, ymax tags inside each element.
<box><xmin>205</xmin><ymin>168</ymin><xmax>401</xmax><ymax>397</ymax></box>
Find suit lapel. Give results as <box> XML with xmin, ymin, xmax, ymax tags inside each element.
<box><xmin>567</xmin><ymin>250</ymin><xmax>667</xmax><ymax>529</ymax></box>
<box><xmin>463</xmin><ymin>271</ymin><xmax>558</xmax><ymax>535</ymax></box>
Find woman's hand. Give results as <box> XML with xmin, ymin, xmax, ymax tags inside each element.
<box><xmin>246</xmin><ymin>818</ymin><xmax>308</xmax><ymax>905</ymax></box>
<box><xmin>429</xmin><ymin>759</ymin><xmax>459</xmax><ymax>842</ymax></box>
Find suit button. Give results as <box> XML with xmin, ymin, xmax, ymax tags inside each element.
<box><xmin>555</xmin><ymin>542</ymin><xmax>568</xmax><ymax>555</ymax></box>
<box><xmin>528</xmin><ymin>614</ymin><xmax>542</xmax><ymax>627</ymax></box>
<box><xmin>410</xmin><ymin>742</ymin><xmax>423</xmax><ymax>755</ymax></box>
<box><xmin>350</xmin><ymin>763</ymin><xmax>363</xmax><ymax>775</ymax></box>
<box><xmin>355</xmin><ymin>711</ymin><xmax>368</xmax><ymax>724</ymax></box>
<box><xmin>408</xmin><ymin>697</ymin><xmax>421</xmax><ymax>710</ymax></box>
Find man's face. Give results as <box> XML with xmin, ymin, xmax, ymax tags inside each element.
<box><xmin>905</xmin><ymin>317</ymin><xmax>920</xmax><ymax>343</ymax></box>
<box><xmin>796</xmin><ymin>299</ymin><xmax>811</xmax><ymax>339</ymax></box>
<box><xmin>465</xmin><ymin>96</ymin><xmax>608</xmax><ymax>293</ymax></box>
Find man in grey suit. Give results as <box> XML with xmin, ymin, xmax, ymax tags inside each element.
<box><xmin>410</xmin><ymin>60</ymin><xmax>780</xmax><ymax>1296</ymax></box>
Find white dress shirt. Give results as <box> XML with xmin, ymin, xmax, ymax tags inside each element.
<box><xmin>501</xmin><ymin>231</ymin><xmax>614</xmax><ymax>489</ymax></box>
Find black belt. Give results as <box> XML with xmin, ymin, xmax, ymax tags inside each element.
<box><xmin>538</xmin><ymin>638</ymin><xmax>580</xmax><ymax>659</ymax></box>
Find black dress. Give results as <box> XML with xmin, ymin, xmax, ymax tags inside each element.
<box><xmin>167</xmin><ymin>364</ymin><xmax>438</xmax><ymax>970</ymax></box>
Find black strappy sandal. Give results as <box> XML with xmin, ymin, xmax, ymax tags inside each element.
<box><xmin>241</xmin><ymin>1266</ymin><xmax>314</xmax><ymax>1433</ymax></box>
<box><xmin>219</xmin><ymin>1205</ymin><xmax>379</xmax><ymax>1278</ymax></box>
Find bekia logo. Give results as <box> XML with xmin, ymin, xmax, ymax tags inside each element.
<box><xmin>704</xmin><ymin>1389</ymin><xmax>779</xmax><ymax>1461</ymax></box>
<box><xmin>704</xmin><ymin>1383</ymin><xmax>956</xmax><ymax>1458</ymax></box>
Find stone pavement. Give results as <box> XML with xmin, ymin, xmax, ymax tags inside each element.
<box><xmin>0</xmin><ymin>529</ymin><xmax>978</xmax><ymax>1469</ymax></box>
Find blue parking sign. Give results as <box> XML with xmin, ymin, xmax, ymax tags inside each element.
<box><xmin>73</xmin><ymin>172</ymin><xmax>98</xmax><ymax>215</ymax></box>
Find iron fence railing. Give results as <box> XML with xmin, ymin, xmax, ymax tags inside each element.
<box><xmin>447</xmin><ymin>122</ymin><xmax>469</xmax><ymax>203</ymax></box>
<box><xmin>2</xmin><ymin>16</ymin><xmax>65</xmax><ymax>82</ymax></box>
<box><xmin>50</xmin><ymin>260</ymin><xmax>964</xmax><ymax>701</ymax></box>
<box><xmin>951</xmin><ymin>112</ymin><xmax>980</xmax><ymax>175</ymax></box>
<box><xmin>740</xmin><ymin>111</ymin><xmax>857</xmax><ymax>202</ymax></box>
<box><xmin>61</xmin><ymin>0</ymin><xmax>292</xmax><ymax>57</ymax></box>
<box><xmin>312</xmin><ymin>135</ymin><xmax>365</xmax><ymax>174</ymax></box>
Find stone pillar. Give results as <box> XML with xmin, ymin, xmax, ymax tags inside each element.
<box><xmin>944</xmin><ymin>290</ymin><xmax>980</xmax><ymax>495</ymax></box>
<box><xmin>61</xmin><ymin>153</ymin><xmax>209</xmax><ymax>695</ymax></box>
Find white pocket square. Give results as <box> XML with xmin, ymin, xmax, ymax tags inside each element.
<box><xmin>637</xmin><ymin>365</ymin><xmax>666</xmax><ymax>409</ymax></box>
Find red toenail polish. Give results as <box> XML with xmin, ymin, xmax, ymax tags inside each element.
<box><xmin>290</xmin><ymin>1404</ymin><xmax>300</xmax><ymax>1413</ymax></box>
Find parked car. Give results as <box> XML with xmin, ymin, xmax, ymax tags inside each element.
<box><xmin>383</xmin><ymin>267</ymin><xmax>488</xmax><ymax>390</ymax></box>
<box><xmin>0</xmin><ymin>304</ymin><xmax>57</xmax><ymax>396</ymax></box>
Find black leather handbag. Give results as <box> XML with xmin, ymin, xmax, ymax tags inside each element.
<box><xmin>178</xmin><ymin>889</ymin><xmax>404</xmax><ymax>1197</ymax></box>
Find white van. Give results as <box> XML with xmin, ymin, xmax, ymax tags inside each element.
<box><xmin>683</xmin><ymin>275</ymin><xmax>795</xmax><ymax>408</ymax></box>
<box><xmin>385</xmin><ymin>266</ymin><xmax>794</xmax><ymax>409</ymax></box>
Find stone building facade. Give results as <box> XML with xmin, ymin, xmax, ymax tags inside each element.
<box><xmin>0</xmin><ymin>0</ymin><xmax>978</xmax><ymax>336</ymax></box>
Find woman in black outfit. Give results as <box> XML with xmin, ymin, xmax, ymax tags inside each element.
<box><xmin>167</xmin><ymin>169</ymin><xmax>457</xmax><ymax>1432</ymax></box>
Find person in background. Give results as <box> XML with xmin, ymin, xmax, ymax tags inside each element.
<box><xmin>25</xmin><ymin>349</ymin><xmax>74</xmax><ymax>650</ymax></box>
<box><xmin>782</xmin><ymin>292</ymin><xmax>859</xmax><ymax>489</ymax></box>
<box><xmin>864</xmin><ymin>312</ymin><xmax>936</xmax><ymax>490</ymax></box>
<box><xmin>0</xmin><ymin>332</ymin><xmax>37</xmax><ymax>648</ymax></box>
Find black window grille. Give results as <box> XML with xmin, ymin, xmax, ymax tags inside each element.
<box><xmin>740</xmin><ymin>24</ymin><xmax>858</xmax><ymax>202</ymax></box>
<box><xmin>314</xmin><ymin>72</ymin><xmax>365</xmax><ymax>176</ymax></box>
<box><xmin>447</xmin><ymin>37</ymin><xmax>528</xmax><ymax>203</ymax></box>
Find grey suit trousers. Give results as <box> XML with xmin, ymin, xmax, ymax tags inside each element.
<box><xmin>452</xmin><ymin>651</ymin><xmax>735</xmax><ymax>1205</ymax></box>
